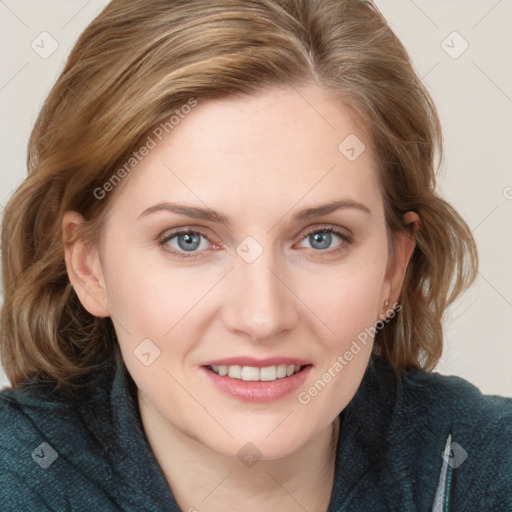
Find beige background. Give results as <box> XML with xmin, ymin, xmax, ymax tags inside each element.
<box><xmin>0</xmin><ymin>0</ymin><xmax>511</xmax><ymax>395</ymax></box>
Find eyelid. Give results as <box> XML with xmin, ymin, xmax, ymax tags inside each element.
<box><xmin>159</xmin><ymin>226</ymin><xmax>212</xmax><ymax>244</ymax></box>
<box><xmin>295</xmin><ymin>223</ymin><xmax>353</xmax><ymax>243</ymax></box>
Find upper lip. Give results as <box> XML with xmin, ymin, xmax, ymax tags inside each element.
<box><xmin>202</xmin><ymin>357</ymin><xmax>311</xmax><ymax>368</ymax></box>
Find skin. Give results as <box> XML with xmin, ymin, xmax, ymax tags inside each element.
<box><xmin>64</xmin><ymin>84</ymin><xmax>419</xmax><ymax>511</ymax></box>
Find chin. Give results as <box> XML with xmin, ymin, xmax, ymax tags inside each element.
<box><xmin>194</xmin><ymin>417</ymin><xmax>320</xmax><ymax>462</ymax></box>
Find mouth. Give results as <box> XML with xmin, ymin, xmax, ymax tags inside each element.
<box><xmin>206</xmin><ymin>363</ymin><xmax>307</xmax><ymax>381</ymax></box>
<box><xmin>201</xmin><ymin>360</ymin><xmax>312</xmax><ymax>402</ymax></box>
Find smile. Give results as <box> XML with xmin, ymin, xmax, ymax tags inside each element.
<box><xmin>207</xmin><ymin>364</ymin><xmax>303</xmax><ymax>382</ymax></box>
<box><xmin>201</xmin><ymin>361</ymin><xmax>312</xmax><ymax>402</ymax></box>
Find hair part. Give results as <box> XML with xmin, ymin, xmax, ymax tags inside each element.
<box><xmin>1</xmin><ymin>0</ymin><xmax>477</xmax><ymax>390</ymax></box>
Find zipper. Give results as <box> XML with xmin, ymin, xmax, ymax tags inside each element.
<box><xmin>431</xmin><ymin>432</ymin><xmax>454</xmax><ymax>512</ymax></box>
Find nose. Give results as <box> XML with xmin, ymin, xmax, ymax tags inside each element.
<box><xmin>220</xmin><ymin>247</ymin><xmax>299</xmax><ymax>342</ymax></box>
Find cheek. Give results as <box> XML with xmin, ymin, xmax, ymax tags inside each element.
<box><xmin>102</xmin><ymin>245</ymin><xmax>216</xmax><ymax>384</ymax></box>
<box><xmin>299</xmin><ymin>251</ymin><xmax>388</xmax><ymax>349</ymax></box>
<box><xmin>102</xmin><ymin>243</ymin><xmax>194</xmax><ymax>334</ymax></box>
<box><xmin>293</xmin><ymin>261</ymin><xmax>385</xmax><ymax>421</ymax></box>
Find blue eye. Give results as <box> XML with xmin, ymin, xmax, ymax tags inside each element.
<box><xmin>307</xmin><ymin>231</ymin><xmax>335</xmax><ymax>250</ymax></box>
<box><xmin>160</xmin><ymin>229</ymin><xmax>211</xmax><ymax>258</ymax></box>
<box><xmin>297</xmin><ymin>227</ymin><xmax>351</xmax><ymax>252</ymax></box>
<box><xmin>172</xmin><ymin>232</ymin><xmax>203</xmax><ymax>251</ymax></box>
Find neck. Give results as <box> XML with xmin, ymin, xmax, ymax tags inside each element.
<box><xmin>138</xmin><ymin>392</ymin><xmax>340</xmax><ymax>512</ymax></box>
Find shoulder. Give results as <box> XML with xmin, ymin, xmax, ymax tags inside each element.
<box><xmin>0</xmin><ymin>382</ymin><xmax>77</xmax><ymax>456</ymax></box>
<box><xmin>345</xmin><ymin>355</ymin><xmax>512</xmax><ymax>508</ymax></box>
<box><xmin>400</xmin><ymin>363</ymin><xmax>512</xmax><ymax>430</ymax></box>
<box><xmin>399</xmin><ymin>363</ymin><xmax>512</xmax><ymax>507</ymax></box>
<box><xmin>359</xmin><ymin>354</ymin><xmax>512</xmax><ymax>434</ymax></box>
<box><xmin>0</xmin><ymin>366</ymin><xmax>122</xmax><ymax>510</ymax></box>
<box><xmin>0</xmin><ymin>372</ymin><xmax>109</xmax><ymax>456</ymax></box>
<box><xmin>0</xmin><ymin>384</ymin><xmax>75</xmax><ymax>508</ymax></box>
<box><xmin>0</xmin><ymin>360</ymin><xmax>176</xmax><ymax>511</ymax></box>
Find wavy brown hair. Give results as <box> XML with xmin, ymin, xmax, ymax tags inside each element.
<box><xmin>1</xmin><ymin>0</ymin><xmax>477</xmax><ymax>391</ymax></box>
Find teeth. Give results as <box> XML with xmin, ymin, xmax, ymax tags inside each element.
<box><xmin>276</xmin><ymin>365</ymin><xmax>287</xmax><ymax>378</ymax></box>
<box><xmin>241</xmin><ymin>366</ymin><xmax>260</xmax><ymax>381</ymax></box>
<box><xmin>260</xmin><ymin>366</ymin><xmax>277</xmax><ymax>381</ymax></box>
<box><xmin>228</xmin><ymin>365</ymin><xmax>242</xmax><ymax>379</ymax></box>
<box><xmin>210</xmin><ymin>364</ymin><xmax>303</xmax><ymax>381</ymax></box>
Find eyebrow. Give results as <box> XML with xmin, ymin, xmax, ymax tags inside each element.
<box><xmin>137</xmin><ymin>199</ymin><xmax>371</xmax><ymax>226</ymax></box>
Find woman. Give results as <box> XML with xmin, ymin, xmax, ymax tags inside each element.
<box><xmin>1</xmin><ymin>0</ymin><xmax>510</xmax><ymax>510</ymax></box>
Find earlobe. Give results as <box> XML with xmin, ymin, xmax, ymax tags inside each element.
<box><xmin>62</xmin><ymin>211</ymin><xmax>110</xmax><ymax>318</ymax></box>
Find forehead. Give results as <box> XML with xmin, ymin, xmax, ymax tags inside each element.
<box><xmin>107</xmin><ymin>85</ymin><xmax>382</xmax><ymax>222</ymax></box>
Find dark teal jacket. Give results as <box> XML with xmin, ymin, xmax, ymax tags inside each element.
<box><xmin>1</xmin><ymin>353</ymin><xmax>511</xmax><ymax>511</ymax></box>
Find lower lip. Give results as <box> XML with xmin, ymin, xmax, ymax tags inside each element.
<box><xmin>201</xmin><ymin>365</ymin><xmax>312</xmax><ymax>403</ymax></box>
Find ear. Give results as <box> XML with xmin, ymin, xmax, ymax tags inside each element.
<box><xmin>62</xmin><ymin>211</ymin><xmax>110</xmax><ymax>318</ymax></box>
<box><xmin>380</xmin><ymin>211</ymin><xmax>420</xmax><ymax>318</ymax></box>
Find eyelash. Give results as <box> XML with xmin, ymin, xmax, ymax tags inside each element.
<box><xmin>158</xmin><ymin>225</ymin><xmax>353</xmax><ymax>260</ymax></box>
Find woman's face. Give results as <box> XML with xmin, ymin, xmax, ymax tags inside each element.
<box><xmin>68</xmin><ymin>84</ymin><xmax>413</xmax><ymax>460</ymax></box>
